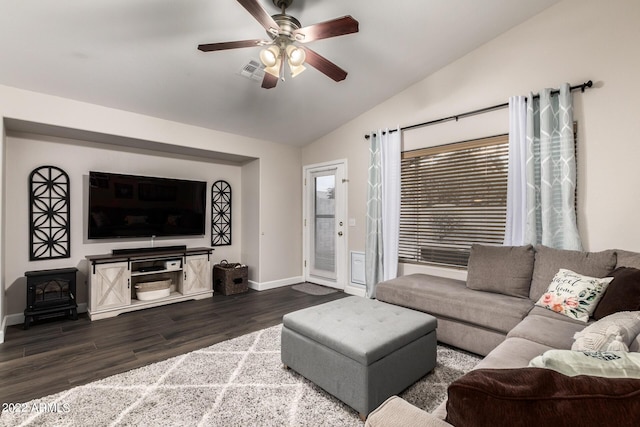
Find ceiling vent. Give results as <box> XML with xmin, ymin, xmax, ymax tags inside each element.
<box><xmin>238</xmin><ymin>60</ymin><xmax>266</xmax><ymax>82</ymax></box>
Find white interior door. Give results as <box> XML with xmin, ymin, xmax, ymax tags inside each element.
<box><xmin>303</xmin><ymin>161</ymin><xmax>347</xmax><ymax>289</ymax></box>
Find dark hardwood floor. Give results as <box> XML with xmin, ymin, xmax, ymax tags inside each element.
<box><xmin>0</xmin><ymin>285</ymin><xmax>347</xmax><ymax>404</ymax></box>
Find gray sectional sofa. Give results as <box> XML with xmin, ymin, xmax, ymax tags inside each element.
<box><xmin>366</xmin><ymin>245</ymin><xmax>640</xmax><ymax>426</ymax></box>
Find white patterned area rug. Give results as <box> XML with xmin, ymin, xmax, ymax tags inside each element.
<box><xmin>1</xmin><ymin>325</ymin><xmax>480</xmax><ymax>427</ymax></box>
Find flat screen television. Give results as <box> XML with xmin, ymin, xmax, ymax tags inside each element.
<box><xmin>88</xmin><ymin>171</ymin><xmax>206</xmax><ymax>239</ymax></box>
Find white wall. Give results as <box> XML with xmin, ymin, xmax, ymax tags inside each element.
<box><xmin>0</xmin><ymin>84</ymin><xmax>304</xmax><ymax>327</ymax></box>
<box><xmin>241</xmin><ymin>159</ymin><xmax>260</xmax><ymax>284</ymax></box>
<box><xmin>0</xmin><ymin>120</ymin><xmax>5</xmax><ymax>342</ymax></box>
<box><xmin>302</xmin><ymin>0</ymin><xmax>640</xmax><ymax>280</ymax></box>
<box><xmin>256</xmin><ymin>144</ymin><xmax>304</xmax><ymax>289</ymax></box>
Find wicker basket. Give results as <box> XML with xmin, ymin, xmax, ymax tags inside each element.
<box><xmin>135</xmin><ymin>279</ymin><xmax>171</xmax><ymax>301</ymax></box>
<box><xmin>213</xmin><ymin>260</ymin><xmax>248</xmax><ymax>295</ymax></box>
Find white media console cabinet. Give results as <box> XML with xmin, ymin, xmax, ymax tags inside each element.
<box><xmin>86</xmin><ymin>247</ymin><xmax>213</xmax><ymax>320</ymax></box>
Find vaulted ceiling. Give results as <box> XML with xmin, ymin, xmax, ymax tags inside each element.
<box><xmin>0</xmin><ymin>0</ymin><xmax>561</xmax><ymax>146</ymax></box>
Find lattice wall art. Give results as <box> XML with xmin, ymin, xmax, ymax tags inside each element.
<box><xmin>29</xmin><ymin>166</ymin><xmax>71</xmax><ymax>260</ymax></box>
<box><xmin>211</xmin><ymin>180</ymin><xmax>232</xmax><ymax>246</ymax></box>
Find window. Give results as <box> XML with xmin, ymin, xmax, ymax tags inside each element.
<box><xmin>399</xmin><ymin>135</ymin><xmax>509</xmax><ymax>267</ymax></box>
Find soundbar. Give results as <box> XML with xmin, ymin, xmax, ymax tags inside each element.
<box><xmin>112</xmin><ymin>245</ymin><xmax>188</xmax><ymax>256</ymax></box>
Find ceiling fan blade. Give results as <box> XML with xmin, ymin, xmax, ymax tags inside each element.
<box><xmin>237</xmin><ymin>0</ymin><xmax>280</xmax><ymax>36</ymax></box>
<box><xmin>293</xmin><ymin>16</ymin><xmax>359</xmax><ymax>43</ymax></box>
<box><xmin>198</xmin><ymin>39</ymin><xmax>270</xmax><ymax>52</ymax></box>
<box><xmin>261</xmin><ymin>72</ymin><xmax>279</xmax><ymax>89</ymax></box>
<box><xmin>302</xmin><ymin>47</ymin><xmax>348</xmax><ymax>82</ymax></box>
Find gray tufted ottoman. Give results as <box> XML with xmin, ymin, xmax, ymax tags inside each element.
<box><xmin>281</xmin><ymin>296</ymin><xmax>437</xmax><ymax>418</ymax></box>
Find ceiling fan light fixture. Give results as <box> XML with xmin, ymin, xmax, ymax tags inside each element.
<box><xmin>263</xmin><ymin>57</ymin><xmax>282</xmax><ymax>78</ymax></box>
<box><xmin>289</xmin><ymin>63</ymin><xmax>306</xmax><ymax>78</ymax></box>
<box><xmin>285</xmin><ymin>45</ymin><xmax>306</xmax><ymax>67</ymax></box>
<box><xmin>259</xmin><ymin>45</ymin><xmax>280</xmax><ymax>68</ymax></box>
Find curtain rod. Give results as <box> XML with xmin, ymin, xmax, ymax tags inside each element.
<box><xmin>364</xmin><ymin>80</ymin><xmax>593</xmax><ymax>139</ymax></box>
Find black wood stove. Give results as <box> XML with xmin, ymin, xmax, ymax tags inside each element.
<box><xmin>24</xmin><ymin>267</ymin><xmax>78</xmax><ymax>329</ymax></box>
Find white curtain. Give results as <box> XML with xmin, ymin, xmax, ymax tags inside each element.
<box><xmin>505</xmin><ymin>83</ymin><xmax>582</xmax><ymax>250</ymax></box>
<box><xmin>381</xmin><ymin>128</ymin><xmax>401</xmax><ymax>281</ymax></box>
<box><xmin>365</xmin><ymin>127</ymin><xmax>401</xmax><ymax>298</ymax></box>
<box><xmin>504</xmin><ymin>96</ymin><xmax>527</xmax><ymax>246</ymax></box>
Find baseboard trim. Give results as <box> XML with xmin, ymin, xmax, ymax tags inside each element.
<box><xmin>344</xmin><ymin>283</ymin><xmax>366</xmax><ymax>297</ymax></box>
<box><xmin>248</xmin><ymin>276</ymin><xmax>304</xmax><ymax>291</ymax></box>
<box><xmin>4</xmin><ymin>303</ymin><xmax>88</xmax><ymax>327</ymax></box>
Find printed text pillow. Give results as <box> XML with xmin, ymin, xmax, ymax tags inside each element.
<box><xmin>529</xmin><ymin>349</ymin><xmax>640</xmax><ymax>378</ymax></box>
<box><xmin>535</xmin><ymin>269</ymin><xmax>613</xmax><ymax>322</ymax></box>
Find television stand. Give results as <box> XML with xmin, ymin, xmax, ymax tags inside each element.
<box><xmin>86</xmin><ymin>247</ymin><xmax>213</xmax><ymax>320</ymax></box>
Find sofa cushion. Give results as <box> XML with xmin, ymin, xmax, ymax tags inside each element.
<box><xmin>376</xmin><ymin>274</ymin><xmax>533</xmax><ymax>335</ymax></box>
<box><xmin>445</xmin><ymin>368</ymin><xmax>640</xmax><ymax>427</ymax></box>
<box><xmin>365</xmin><ymin>396</ymin><xmax>451</xmax><ymax>427</ymax></box>
<box><xmin>466</xmin><ymin>244</ymin><xmax>534</xmax><ymax>298</ymax></box>
<box><xmin>507</xmin><ymin>314</ymin><xmax>587</xmax><ymax>349</ymax></box>
<box><xmin>473</xmin><ymin>337</ymin><xmax>553</xmax><ymax>370</ymax></box>
<box><xmin>615</xmin><ymin>249</ymin><xmax>640</xmax><ymax>269</ymax></box>
<box><xmin>529</xmin><ymin>349</ymin><xmax>640</xmax><ymax>378</ymax></box>
<box><xmin>434</xmin><ymin>316</ymin><xmax>507</xmax><ymax>357</ymax></box>
<box><xmin>529</xmin><ymin>246</ymin><xmax>616</xmax><ymax>301</ymax></box>
<box><xmin>535</xmin><ymin>269</ymin><xmax>613</xmax><ymax>322</ymax></box>
<box><xmin>527</xmin><ymin>305</ymin><xmax>592</xmax><ymax>324</ymax></box>
<box><xmin>572</xmin><ymin>311</ymin><xmax>640</xmax><ymax>352</ymax></box>
<box><xmin>593</xmin><ymin>267</ymin><xmax>640</xmax><ymax>320</ymax></box>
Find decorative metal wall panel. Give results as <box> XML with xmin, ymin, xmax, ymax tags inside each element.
<box><xmin>211</xmin><ymin>180</ymin><xmax>232</xmax><ymax>246</ymax></box>
<box><xmin>29</xmin><ymin>166</ymin><xmax>71</xmax><ymax>260</ymax></box>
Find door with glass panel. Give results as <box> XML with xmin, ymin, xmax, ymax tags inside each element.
<box><xmin>303</xmin><ymin>161</ymin><xmax>346</xmax><ymax>288</ymax></box>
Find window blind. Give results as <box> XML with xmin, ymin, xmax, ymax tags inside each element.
<box><xmin>399</xmin><ymin>135</ymin><xmax>509</xmax><ymax>267</ymax></box>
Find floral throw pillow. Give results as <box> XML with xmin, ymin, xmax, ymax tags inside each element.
<box><xmin>535</xmin><ymin>269</ymin><xmax>614</xmax><ymax>322</ymax></box>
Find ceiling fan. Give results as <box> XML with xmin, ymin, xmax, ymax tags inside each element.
<box><xmin>197</xmin><ymin>0</ymin><xmax>359</xmax><ymax>89</ymax></box>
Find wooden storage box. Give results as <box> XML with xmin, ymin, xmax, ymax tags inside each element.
<box><xmin>213</xmin><ymin>261</ymin><xmax>248</xmax><ymax>295</ymax></box>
